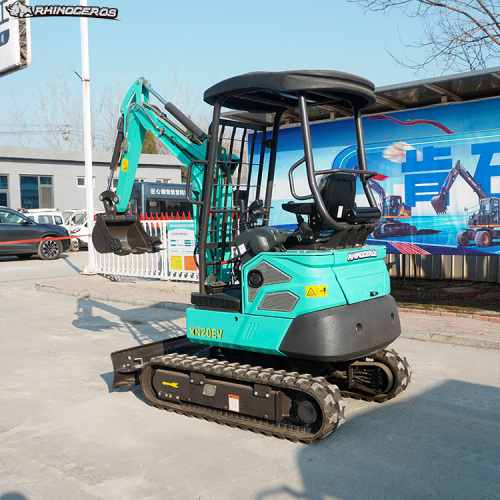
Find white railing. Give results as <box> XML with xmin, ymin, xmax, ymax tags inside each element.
<box><xmin>92</xmin><ymin>220</ymin><xmax>170</xmax><ymax>280</ymax></box>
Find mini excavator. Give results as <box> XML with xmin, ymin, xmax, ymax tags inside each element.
<box><xmin>93</xmin><ymin>71</ymin><xmax>411</xmax><ymax>442</ymax></box>
<box><xmin>353</xmin><ymin>168</ymin><xmax>416</xmax><ymax>239</ymax></box>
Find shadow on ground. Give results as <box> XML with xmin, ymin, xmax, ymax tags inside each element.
<box><xmin>72</xmin><ymin>296</ymin><xmax>185</xmax><ymax>344</ymax></box>
<box><xmin>256</xmin><ymin>380</ymin><xmax>500</xmax><ymax>499</ymax></box>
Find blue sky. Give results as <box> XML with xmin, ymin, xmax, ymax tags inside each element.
<box><xmin>1</xmin><ymin>0</ymin><xmax>494</xmax><ymax>147</ymax></box>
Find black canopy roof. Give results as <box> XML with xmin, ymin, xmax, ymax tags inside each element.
<box><xmin>203</xmin><ymin>70</ymin><xmax>376</xmax><ymax>113</ymax></box>
<box><xmin>220</xmin><ymin>67</ymin><xmax>500</xmax><ymax>125</ymax></box>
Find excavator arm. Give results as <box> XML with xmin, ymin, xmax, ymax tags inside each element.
<box><xmin>103</xmin><ymin>78</ymin><xmax>208</xmax><ymax>214</ymax></box>
<box><xmin>431</xmin><ymin>160</ymin><xmax>488</xmax><ymax>214</ymax></box>
<box><xmin>92</xmin><ymin>78</ymin><xmax>231</xmax><ymax>256</ymax></box>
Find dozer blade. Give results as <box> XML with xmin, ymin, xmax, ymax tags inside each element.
<box><xmin>430</xmin><ymin>193</ymin><xmax>448</xmax><ymax>214</ymax></box>
<box><xmin>110</xmin><ymin>336</ymin><xmax>208</xmax><ymax>388</ymax></box>
<box><xmin>92</xmin><ymin>214</ymin><xmax>162</xmax><ymax>256</ymax></box>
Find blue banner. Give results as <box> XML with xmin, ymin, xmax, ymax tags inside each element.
<box><xmin>264</xmin><ymin>97</ymin><xmax>500</xmax><ymax>256</ymax></box>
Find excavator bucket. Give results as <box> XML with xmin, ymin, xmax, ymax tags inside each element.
<box><xmin>430</xmin><ymin>193</ymin><xmax>448</xmax><ymax>214</ymax></box>
<box><xmin>92</xmin><ymin>214</ymin><xmax>162</xmax><ymax>256</ymax></box>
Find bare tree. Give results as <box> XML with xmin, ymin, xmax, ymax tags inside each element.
<box><xmin>348</xmin><ymin>0</ymin><xmax>500</xmax><ymax>73</ymax></box>
<box><xmin>159</xmin><ymin>69</ymin><xmax>211</xmax><ymax>131</ymax></box>
<box><xmin>7</xmin><ymin>74</ymin><xmax>123</xmax><ymax>151</ymax></box>
<box><xmin>36</xmin><ymin>75</ymin><xmax>81</xmax><ymax>149</ymax></box>
<box><xmin>9</xmin><ymin>94</ymin><xmax>33</xmax><ymax>147</ymax></box>
<box><xmin>5</xmin><ymin>71</ymin><xmax>209</xmax><ymax>154</ymax></box>
<box><xmin>95</xmin><ymin>77</ymin><xmax>127</xmax><ymax>152</ymax></box>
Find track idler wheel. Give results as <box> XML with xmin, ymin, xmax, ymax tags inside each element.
<box><xmin>332</xmin><ymin>349</ymin><xmax>411</xmax><ymax>403</ymax></box>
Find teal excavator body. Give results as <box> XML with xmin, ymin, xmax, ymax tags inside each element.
<box><xmin>93</xmin><ymin>71</ymin><xmax>410</xmax><ymax>442</ymax></box>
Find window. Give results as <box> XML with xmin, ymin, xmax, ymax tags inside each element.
<box><xmin>0</xmin><ymin>208</ymin><xmax>24</xmax><ymax>224</ymax></box>
<box><xmin>492</xmin><ymin>199</ymin><xmax>499</xmax><ymax>224</ymax></box>
<box><xmin>20</xmin><ymin>175</ymin><xmax>53</xmax><ymax>209</ymax></box>
<box><xmin>0</xmin><ymin>175</ymin><xmax>8</xmax><ymax>207</ymax></box>
<box><xmin>77</xmin><ymin>176</ymin><xmax>96</xmax><ymax>188</ymax></box>
<box><xmin>155</xmin><ymin>178</ymin><xmax>171</xmax><ymax>184</ymax></box>
<box><xmin>135</xmin><ymin>178</ymin><xmax>145</xmax><ymax>183</ymax></box>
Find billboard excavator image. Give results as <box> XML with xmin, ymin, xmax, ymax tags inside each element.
<box><xmin>368</xmin><ymin>180</ymin><xmax>417</xmax><ymax>239</ymax></box>
<box><xmin>92</xmin><ymin>71</ymin><xmax>411</xmax><ymax>442</ymax></box>
<box><xmin>431</xmin><ymin>160</ymin><xmax>500</xmax><ymax>248</ymax></box>
<box><xmin>352</xmin><ymin>167</ymin><xmax>417</xmax><ymax>239</ymax></box>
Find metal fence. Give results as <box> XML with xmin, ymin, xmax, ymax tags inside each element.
<box><xmin>90</xmin><ymin>218</ymin><xmax>499</xmax><ymax>284</ymax></box>
<box><xmin>386</xmin><ymin>254</ymin><xmax>500</xmax><ymax>283</ymax></box>
<box><xmin>92</xmin><ymin>220</ymin><xmax>170</xmax><ymax>280</ymax></box>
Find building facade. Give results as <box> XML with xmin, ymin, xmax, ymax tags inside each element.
<box><xmin>0</xmin><ymin>146</ymin><xmax>183</xmax><ymax>211</ymax></box>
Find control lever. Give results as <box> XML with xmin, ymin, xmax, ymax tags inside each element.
<box><xmin>247</xmin><ymin>199</ymin><xmax>266</xmax><ymax>224</ymax></box>
<box><xmin>293</xmin><ymin>215</ymin><xmax>314</xmax><ymax>242</ymax></box>
<box><xmin>238</xmin><ymin>199</ymin><xmax>266</xmax><ymax>231</ymax></box>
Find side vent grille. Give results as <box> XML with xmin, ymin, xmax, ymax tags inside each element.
<box><xmin>258</xmin><ymin>291</ymin><xmax>299</xmax><ymax>312</ymax></box>
<box><xmin>248</xmin><ymin>261</ymin><xmax>292</xmax><ymax>302</ymax></box>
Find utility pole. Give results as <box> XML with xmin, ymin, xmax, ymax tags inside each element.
<box><xmin>80</xmin><ymin>0</ymin><xmax>95</xmax><ymax>273</ymax></box>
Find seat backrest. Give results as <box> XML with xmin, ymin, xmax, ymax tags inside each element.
<box><xmin>318</xmin><ymin>173</ymin><xmax>356</xmax><ymax>223</ymax></box>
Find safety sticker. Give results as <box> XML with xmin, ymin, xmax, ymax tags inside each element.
<box><xmin>306</xmin><ymin>285</ymin><xmax>327</xmax><ymax>297</ymax></box>
<box><xmin>121</xmin><ymin>158</ymin><xmax>128</xmax><ymax>172</ymax></box>
<box><xmin>228</xmin><ymin>394</ymin><xmax>240</xmax><ymax>412</ymax></box>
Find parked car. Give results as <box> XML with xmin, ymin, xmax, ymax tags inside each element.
<box><xmin>0</xmin><ymin>207</ymin><xmax>70</xmax><ymax>260</ymax></box>
<box><xmin>21</xmin><ymin>208</ymin><xmax>79</xmax><ymax>251</ymax></box>
<box><xmin>63</xmin><ymin>209</ymin><xmax>103</xmax><ymax>250</ymax></box>
<box><xmin>19</xmin><ymin>208</ymin><xmax>65</xmax><ymax>226</ymax></box>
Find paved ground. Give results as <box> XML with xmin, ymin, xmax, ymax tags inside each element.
<box><xmin>34</xmin><ymin>268</ymin><xmax>500</xmax><ymax>352</ymax></box>
<box><xmin>1</xmin><ymin>252</ymin><xmax>499</xmax><ymax>499</ymax></box>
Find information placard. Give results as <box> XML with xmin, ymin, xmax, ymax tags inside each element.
<box><xmin>166</xmin><ymin>220</ymin><xmax>198</xmax><ymax>281</ymax></box>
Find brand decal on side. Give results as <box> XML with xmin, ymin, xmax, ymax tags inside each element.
<box><xmin>189</xmin><ymin>326</ymin><xmax>223</xmax><ymax>339</ymax></box>
<box><xmin>6</xmin><ymin>2</ymin><xmax>118</xmax><ymax>19</ymax></box>
<box><xmin>347</xmin><ymin>250</ymin><xmax>378</xmax><ymax>262</ymax></box>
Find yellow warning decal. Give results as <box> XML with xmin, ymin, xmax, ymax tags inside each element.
<box><xmin>306</xmin><ymin>285</ymin><xmax>327</xmax><ymax>297</ymax></box>
<box><xmin>162</xmin><ymin>381</ymin><xmax>179</xmax><ymax>388</ymax></box>
<box><xmin>121</xmin><ymin>158</ymin><xmax>129</xmax><ymax>172</ymax></box>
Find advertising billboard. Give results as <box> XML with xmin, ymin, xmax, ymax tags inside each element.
<box><xmin>0</xmin><ymin>0</ymin><xmax>31</xmax><ymax>77</ymax></box>
<box><xmin>263</xmin><ymin>97</ymin><xmax>500</xmax><ymax>256</ymax></box>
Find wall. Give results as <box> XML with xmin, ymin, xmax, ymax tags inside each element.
<box><xmin>251</xmin><ymin>97</ymin><xmax>500</xmax><ymax>282</ymax></box>
<box><xmin>0</xmin><ymin>146</ymin><xmax>183</xmax><ymax>210</ymax></box>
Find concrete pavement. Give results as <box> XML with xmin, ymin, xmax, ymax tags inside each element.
<box><xmin>1</xmin><ymin>253</ymin><xmax>499</xmax><ymax>499</ymax></box>
<box><xmin>35</xmin><ymin>273</ymin><xmax>500</xmax><ymax>351</ymax></box>
<box><xmin>1</xmin><ymin>288</ymin><xmax>498</xmax><ymax>500</ymax></box>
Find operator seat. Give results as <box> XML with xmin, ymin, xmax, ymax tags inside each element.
<box><xmin>283</xmin><ymin>172</ymin><xmax>359</xmax><ymax>226</ymax></box>
<box><xmin>282</xmin><ymin>172</ymin><xmax>381</xmax><ymax>248</ymax></box>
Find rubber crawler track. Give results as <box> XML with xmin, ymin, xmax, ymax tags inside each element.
<box><xmin>140</xmin><ymin>353</ymin><xmax>346</xmax><ymax>443</ymax></box>
<box><xmin>337</xmin><ymin>349</ymin><xmax>412</xmax><ymax>403</ymax></box>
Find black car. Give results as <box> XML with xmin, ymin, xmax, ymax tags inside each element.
<box><xmin>0</xmin><ymin>207</ymin><xmax>70</xmax><ymax>260</ymax></box>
